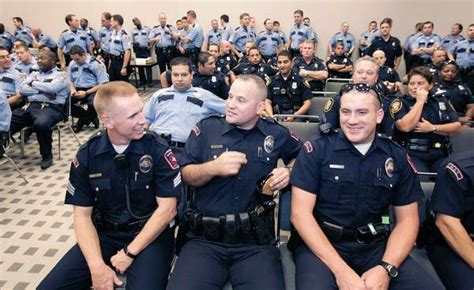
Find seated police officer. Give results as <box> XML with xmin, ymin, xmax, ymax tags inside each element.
<box><xmin>372</xmin><ymin>49</ymin><xmax>404</xmax><ymax>94</ymax></box>
<box><xmin>425</xmin><ymin>48</ymin><xmax>447</xmax><ymax>82</ymax></box>
<box><xmin>216</xmin><ymin>40</ymin><xmax>239</xmax><ymax>75</ymax></box>
<box><xmin>167</xmin><ymin>74</ymin><xmax>301</xmax><ymax>290</ymax></box>
<box><xmin>425</xmin><ymin>151</ymin><xmax>474</xmax><ymax>290</ymax></box>
<box><xmin>11</xmin><ymin>49</ymin><xmax>68</xmax><ymax>169</ymax></box>
<box><xmin>230</xmin><ymin>47</ymin><xmax>276</xmax><ymax>83</ymax></box>
<box><xmin>192</xmin><ymin>52</ymin><xmax>229</xmax><ymax>99</ymax></box>
<box><xmin>293</xmin><ymin>40</ymin><xmax>328</xmax><ymax>92</ymax></box>
<box><xmin>0</xmin><ymin>47</ymin><xmax>25</xmax><ymax>110</ymax></box>
<box><xmin>68</xmin><ymin>45</ymin><xmax>109</xmax><ymax>132</ymax></box>
<box><xmin>266</xmin><ymin>50</ymin><xmax>312</xmax><ymax>120</ymax></box>
<box><xmin>290</xmin><ymin>82</ymin><xmax>444</xmax><ymax>290</ymax></box>
<box><xmin>12</xmin><ymin>44</ymin><xmax>38</xmax><ymax>76</ymax></box>
<box><xmin>144</xmin><ymin>57</ymin><xmax>225</xmax><ymax>159</ymax></box>
<box><xmin>37</xmin><ymin>81</ymin><xmax>181</xmax><ymax>290</ymax></box>
<box><xmin>327</xmin><ymin>41</ymin><xmax>353</xmax><ymax>79</ymax></box>
<box><xmin>0</xmin><ymin>92</ymin><xmax>12</xmax><ymax>157</ymax></box>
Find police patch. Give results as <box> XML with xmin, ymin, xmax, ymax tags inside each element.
<box><xmin>390</xmin><ymin>99</ymin><xmax>402</xmax><ymax>118</ymax></box>
<box><xmin>192</xmin><ymin>126</ymin><xmax>201</xmax><ymax>136</ymax></box>
<box><xmin>446</xmin><ymin>162</ymin><xmax>463</xmax><ymax>181</ymax></box>
<box><xmin>323</xmin><ymin>98</ymin><xmax>334</xmax><ymax>113</ymax></box>
<box><xmin>139</xmin><ymin>154</ymin><xmax>153</xmax><ymax>174</ymax></box>
<box><xmin>164</xmin><ymin>149</ymin><xmax>179</xmax><ymax>170</ymax></box>
<box><xmin>289</xmin><ymin>130</ymin><xmax>300</xmax><ymax>141</ymax></box>
<box><xmin>438</xmin><ymin>102</ymin><xmax>446</xmax><ymax>111</ymax></box>
<box><xmin>72</xmin><ymin>156</ymin><xmax>80</xmax><ymax>168</ymax></box>
<box><xmin>264</xmin><ymin>135</ymin><xmax>274</xmax><ymax>153</ymax></box>
<box><xmin>303</xmin><ymin>141</ymin><xmax>313</xmax><ymax>153</ymax></box>
<box><xmin>211</xmin><ymin>76</ymin><xmax>217</xmax><ymax>82</ymax></box>
<box><xmin>385</xmin><ymin>157</ymin><xmax>395</xmax><ymax>178</ymax></box>
<box><xmin>292</xmin><ymin>82</ymin><xmax>297</xmax><ymax>89</ymax></box>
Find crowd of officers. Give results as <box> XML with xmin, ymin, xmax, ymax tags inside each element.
<box><xmin>0</xmin><ymin>9</ymin><xmax>473</xmax><ymax>290</ymax></box>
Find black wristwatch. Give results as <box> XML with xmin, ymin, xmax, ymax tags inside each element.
<box><xmin>124</xmin><ymin>245</ymin><xmax>137</xmax><ymax>260</ymax></box>
<box><xmin>379</xmin><ymin>261</ymin><xmax>398</xmax><ymax>278</ymax></box>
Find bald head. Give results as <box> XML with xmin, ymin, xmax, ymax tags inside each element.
<box><xmin>372</xmin><ymin>50</ymin><xmax>386</xmax><ymax>67</ymax></box>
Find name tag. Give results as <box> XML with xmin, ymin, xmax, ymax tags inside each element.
<box><xmin>210</xmin><ymin>144</ymin><xmax>223</xmax><ymax>149</ymax></box>
<box><xmin>89</xmin><ymin>173</ymin><xmax>103</xmax><ymax>178</ymax></box>
<box><xmin>329</xmin><ymin>164</ymin><xmax>345</xmax><ymax>169</ymax></box>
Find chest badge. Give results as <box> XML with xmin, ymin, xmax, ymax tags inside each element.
<box><xmin>211</xmin><ymin>76</ymin><xmax>217</xmax><ymax>82</ymax></box>
<box><xmin>139</xmin><ymin>154</ymin><xmax>153</xmax><ymax>174</ymax></box>
<box><xmin>292</xmin><ymin>82</ymin><xmax>297</xmax><ymax>89</ymax></box>
<box><xmin>385</xmin><ymin>157</ymin><xmax>395</xmax><ymax>178</ymax></box>
<box><xmin>264</xmin><ymin>135</ymin><xmax>274</xmax><ymax>154</ymax></box>
<box><xmin>438</xmin><ymin>102</ymin><xmax>447</xmax><ymax>111</ymax></box>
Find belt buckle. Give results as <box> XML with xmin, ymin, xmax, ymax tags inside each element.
<box><xmin>433</xmin><ymin>142</ymin><xmax>442</xmax><ymax>149</ymax></box>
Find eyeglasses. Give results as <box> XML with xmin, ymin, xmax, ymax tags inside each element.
<box><xmin>340</xmin><ymin>83</ymin><xmax>381</xmax><ymax>102</ymax></box>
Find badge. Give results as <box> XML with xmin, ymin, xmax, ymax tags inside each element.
<box><xmin>323</xmin><ymin>98</ymin><xmax>334</xmax><ymax>113</ymax></box>
<box><xmin>164</xmin><ymin>149</ymin><xmax>179</xmax><ymax>170</ymax></box>
<box><xmin>292</xmin><ymin>82</ymin><xmax>297</xmax><ymax>89</ymax></box>
<box><xmin>392</xmin><ymin>42</ymin><xmax>396</xmax><ymax>47</ymax></box>
<box><xmin>438</xmin><ymin>102</ymin><xmax>446</xmax><ymax>111</ymax></box>
<box><xmin>226</xmin><ymin>56</ymin><xmax>230</xmax><ymax>61</ymax></box>
<box><xmin>389</xmin><ymin>99</ymin><xmax>402</xmax><ymax>118</ymax></box>
<box><xmin>139</xmin><ymin>154</ymin><xmax>153</xmax><ymax>173</ymax></box>
<box><xmin>263</xmin><ymin>135</ymin><xmax>274</xmax><ymax>153</ymax></box>
<box><xmin>211</xmin><ymin>76</ymin><xmax>217</xmax><ymax>82</ymax></box>
<box><xmin>314</xmin><ymin>63</ymin><xmax>319</xmax><ymax>69</ymax></box>
<box><xmin>384</xmin><ymin>157</ymin><xmax>395</xmax><ymax>177</ymax></box>
<box><xmin>458</xmin><ymin>85</ymin><xmax>465</xmax><ymax>91</ymax></box>
<box><xmin>192</xmin><ymin>125</ymin><xmax>201</xmax><ymax>136</ymax></box>
<box><xmin>281</xmin><ymin>88</ymin><xmax>286</xmax><ymax>94</ymax></box>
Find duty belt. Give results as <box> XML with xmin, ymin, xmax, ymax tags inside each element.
<box><xmin>29</xmin><ymin>101</ymin><xmax>62</xmax><ymax>110</ymax></box>
<box><xmin>319</xmin><ymin>220</ymin><xmax>391</xmax><ymax>244</ymax></box>
<box><xmin>159</xmin><ymin>134</ymin><xmax>186</xmax><ymax>148</ymax></box>
<box><xmin>406</xmin><ymin>138</ymin><xmax>449</xmax><ymax>152</ymax></box>
<box><xmin>96</xmin><ymin>218</ymin><xmax>148</xmax><ymax>232</ymax></box>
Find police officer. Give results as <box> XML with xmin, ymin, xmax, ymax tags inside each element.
<box><xmin>0</xmin><ymin>92</ymin><xmax>11</xmax><ymax>157</ymax></box>
<box><xmin>410</xmin><ymin>21</ymin><xmax>442</xmax><ymax>67</ymax></box>
<box><xmin>289</xmin><ymin>83</ymin><xmax>444</xmax><ymax>290</ymax></box>
<box><xmin>30</xmin><ymin>27</ymin><xmax>58</xmax><ymax>52</ymax></box>
<box><xmin>293</xmin><ymin>39</ymin><xmax>328</xmax><ymax>92</ymax></box>
<box><xmin>373</xmin><ymin>49</ymin><xmax>404</xmax><ymax>94</ymax></box>
<box><xmin>391</xmin><ymin>66</ymin><xmax>461</xmax><ymax>174</ymax></box>
<box><xmin>12</xmin><ymin>44</ymin><xmax>38</xmax><ymax>76</ymax></box>
<box><xmin>0</xmin><ymin>47</ymin><xmax>24</xmax><ymax>109</ymax></box>
<box><xmin>205</xmin><ymin>19</ymin><xmax>222</xmax><ymax>49</ymax></box>
<box><xmin>37</xmin><ymin>81</ymin><xmax>181</xmax><ymax>290</ymax></box>
<box><xmin>229</xmin><ymin>13</ymin><xmax>255</xmax><ymax>54</ymax></box>
<box><xmin>68</xmin><ymin>45</ymin><xmax>109</xmax><ymax>132</ymax></box>
<box><xmin>426</xmin><ymin>151</ymin><xmax>474</xmax><ymax>290</ymax></box>
<box><xmin>230</xmin><ymin>47</ymin><xmax>276</xmax><ymax>84</ymax></box>
<box><xmin>273</xmin><ymin>21</ymin><xmax>287</xmax><ymax>45</ymax></box>
<box><xmin>193</xmin><ymin>52</ymin><xmax>229</xmax><ymax>99</ymax></box>
<box><xmin>108</xmin><ymin>14</ymin><xmax>132</xmax><ymax>82</ymax></box>
<box><xmin>425</xmin><ymin>48</ymin><xmax>447</xmax><ymax>82</ymax></box>
<box><xmin>256</xmin><ymin>18</ymin><xmax>283</xmax><ymax>62</ymax></box>
<box><xmin>302</xmin><ymin>17</ymin><xmax>320</xmax><ymax>44</ymax></box>
<box><xmin>144</xmin><ymin>57</ymin><xmax>226</xmax><ymax>159</ymax></box>
<box><xmin>216</xmin><ymin>40</ymin><xmax>238</xmax><ymax>75</ymax></box>
<box><xmin>99</xmin><ymin>12</ymin><xmax>114</xmax><ymax>68</ymax></box>
<box><xmin>220</xmin><ymin>14</ymin><xmax>232</xmax><ymax>41</ymax></box>
<box><xmin>12</xmin><ymin>17</ymin><xmax>32</xmax><ymax>47</ymax></box>
<box><xmin>328</xmin><ymin>22</ymin><xmax>356</xmax><ymax>57</ymax></box>
<box><xmin>0</xmin><ymin>23</ymin><xmax>15</xmax><ymax>51</ymax></box>
<box><xmin>366</xmin><ymin>18</ymin><xmax>403</xmax><ymax>69</ymax></box>
<box><xmin>449</xmin><ymin>24</ymin><xmax>474</xmax><ymax>93</ymax></box>
<box><xmin>266</xmin><ymin>50</ymin><xmax>312</xmax><ymax>119</ymax></box>
<box><xmin>288</xmin><ymin>10</ymin><xmax>314</xmax><ymax>57</ymax></box>
<box><xmin>149</xmin><ymin>13</ymin><xmax>176</xmax><ymax>74</ymax></box>
<box><xmin>58</xmin><ymin>14</ymin><xmax>92</xmax><ymax>70</ymax></box>
<box><xmin>359</xmin><ymin>20</ymin><xmax>378</xmax><ymax>57</ymax></box>
<box><xmin>167</xmin><ymin>74</ymin><xmax>301</xmax><ymax>290</ymax></box>
<box><xmin>131</xmin><ymin>17</ymin><xmax>153</xmax><ymax>87</ymax></box>
<box><xmin>11</xmin><ymin>49</ymin><xmax>68</xmax><ymax>169</ymax></box>
<box><xmin>434</xmin><ymin>60</ymin><xmax>474</xmax><ymax>126</ymax></box>
<box><xmin>327</xmin><ymin>41</ymin><xmax>353</xmax><ymax>79</ymax></box>
<box><xmin>441</xmin><ymin>23</ymin><xmax>465</xmax><ymax>52</ymax></box>
<box><xmin>180</xmin><ymin>10</ymin><xmax>204</xmax><ymax>65</ymax></box>
<box><xmin>403</xmin><ymin>22</ymin><xmax>423</xmax><ymax>73</ymax></box>
<box><xmin>80</xmin><ymin>18</ymin><xmax>100</xmax><ymax>53</ymax></box>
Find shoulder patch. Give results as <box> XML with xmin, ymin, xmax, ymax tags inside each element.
<box><xmin>303</xmin><ymin>141</ymin><xmax>313</xmax><ymax>153</ymax></box>
<box><xmin>446</xmin><ymin>162</ymin><xmax>464</xmax><ymax>181</ymax></box>
<box><xmin>164</xmin><ymin>148</ymin><xmax>180</xmax><ymax>170</ymax></box>
<box><xmin>192</xmin><ymin>125</ymin><xmax>201</xmax><ymax>136</ymax></box>
<box><xmin>289</xmin><ymin>130</ymin><xmax>300</xmax><ymax>141</ymax></box>
<box><xmin>390</xmin><ymin>99</ymin><xmax>402</xmax><ymax>118</ymax></box>
<box><xmin>323</xmin><ymin>98</ymin><xmax>334</xmax><ymax>113</ymax></box>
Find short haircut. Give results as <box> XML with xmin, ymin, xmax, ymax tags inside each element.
<box><xmin>0</xmin><ymin>47</ymin><xmax>9</xmax><ymax>53</ymax></box>
<box><xmin>65</xmin><ymin>14</ymin><xmax>75</xmax><ymax>26</ymax></box>
<box><xmin>102</xmin><ymin>12</ymin><xmax>112</xmax><ymax>20</ymax></box>
<box><xmin>277</xmin><ymin>50</ymin><xmax>293</xmax><ymax>61</ymax></box>
<box><xmin>432</xmin><ymin>48</ymin><xmax>446</xmax><ymax>56</ymax></box>
<box><xmin>186</xmin><ymin>10</ymin><xmax>197</xmax><ymax>18</ymax></box>
<box><xmin>14</xmin><ymin>40</ymin><xmax>26</xmax><ymax>46</ymax></box>
<box><xmin>112</xmin><ymin>14</ymin><xmax>124</xmax><ymax>26</ymax></box>
<box><xmin>81</xmin><ymin>18</ymin><xmax>88</xmax><ymax>24</ymax></box>
<box><xmin>248</xmin><ymin>46</ymin><xmax>260</xmax><ymax>55</ymax></box>
<box><xmin>302</xmin><ymin>39</ymin><xmax>315</xmax><ymax>47</ymax></box>
<box><xmin>335</xmin><ymin>41</ymin><xmax>345</xmax><ymax>48</ymax></box>
<box><xmin>12</xmin><ymin>17</ymin><xmax>24</xmax><ymax>25</ymax></box>
<box><xmin>340</xmin><ymin>86</ymin><xmax>381</xmax><ymax>109</ymax></box>
<box><xmin>239</xmin><ymin>13</ymin><xmax>249</xmax><ymax>20</ymax></box>
<box><xmin>220</xmin><ymin>14</ymin><xmax>229</xmax><ymax>23</ymax></box>
<box><xmin>208</xmin><ymin>43</ymin><xmax>220</xmax><ymax>51</ymax></box>
<box><xmin>15</xmin><ymin>44</ymin><xmax>29</xmax><ymax>52</ymax></box>
<box><xmin>263</xmin><ymin>18</ymin><xmax>272</xmax><ymax>25</ymax></box>
<box><xmin>303</xmin><ymin>17</ymin><xmax>310</xmax><ymax>22</ymax></box>
<box><xmin>170</xmin><ymin>57</ymin><xmax>193</xmax><ymax>73</ymax></box>
<box><xmin>408</xmin><ymin>66</ymin><xmax>434</xmax><ymax>84</ymax></box>
<box><xmin>470</xmin><ymin>23</ymin><xmax>474</xmax><ymax>28</ymax></box>
<box><xmin>38</xmin><ymin>48</ymin><xmax>56</xmax><ymax>62</ymax></box>
<box><xmin>423</xmin><ymin>21</ymin><xmax>434</xmax><ymax>28</ymax></box>
<box><xmin>273</xmin><ymin>20</ymin><xmax>280</xmax><ymax>26</ymax></box>
<box><xmin>354</xmin><ymin>56</ymin><xmax>380</xmax><ymax>73</ymax></box>
<box><xmin>369</xmin><ymin>20</ymin><xmax>377</xmax><ymax>25</ymax></box>
<box><xmin>234</xmin><ymin>74</ymin><xmax>267</xmax><ymax>100</ymax></box>
<box><xmin>294</xmin><ymin>9</ymin><xmax>304</xmax><ymax>16</ymax></box>
<box><xmin>94</xmin><ymin>81</ymin><xmax>137</xmax><ymax>116</ymax></box>
<box><xmin>198</xmin><ymin>52</ymin><xmax>212</xmax><ymax>66</ymax></box>
<box><xmin>69</xmin><ymin>45</ymin><xmax>86</xmax><ymax>56</ymax></box>
<box><xmin>381</xmin><ymin>17</ymin><xmax>393</xmax><ymax>27</ymax></box>
<box><xmin>454</xmin><ymin>23</ymin><xmax>463</xmax><ymax>32</ymax></box>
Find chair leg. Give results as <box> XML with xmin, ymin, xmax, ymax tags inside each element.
<box><xmin>20</xmin><ymin>129</ymin><xmax>26</xmax><ymax>158</ymax></box>
<box><xmin>57</xmin><ymin>127</ymin><xmax>61</xmax><ymax>160</ymax></box>
<box><xmin>67</xmin><ymin>125</ymin><xmax>82</xmax><ymax>146</ymax></box>
<box><xmin>2</xmin><ymin>154</ymin><xmax>29</xmax><ymax>184</ymax></box>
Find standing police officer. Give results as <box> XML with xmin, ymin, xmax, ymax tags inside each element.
<box><xmin>359</xmin><ymin>20</ymin><xmax>378</xmax><ymax>57</ymax></box>
<box><xmin>68</xmin><ymin>45</ymin><xmax>109</xmax><ymax>132</ymax></box>
<box><xmin>37</xmin><ymin>81</ymin><xmax>181</xmax><ymax>290</ymax></box>
<box><xmin>180</xmin><ymin>10</ymin><xmax>204</xmax><ymax>65</ymax></box>
<box><xmin>229</xmin><ymin>13</ymin><xmax>255</xmax><ymax>54</ymax></box>
<box><xmin>30</xmin><ymin>28</ymin><xmax>58</xmax><ymax>52</ymax></box>
<box><xmin>167</xmin><ymin>74</ymin><xmax>301</xmax><ymax>290</ymax></box>
<box><xmin>441</xmin><ymin>23</ymin><xmax>465</xmax><ymax>52</ymax></box>
<box><xmin>204</xmin><ymin>19</ymin><xmax>222</xmax><ymax>50</ymax></box>
<box><xmin>366</xmin><ymin>18</ymin><xmax>403</xmax><ymax>69</ymax></box>
<box><xmin>328</xmin><ymin>22</ymin><xmax>356</xmax><ymax>57</ymax></box>
<box><xmin>132</xmin><ymin>17</ymin><xmax>153</xmax><ymax>87</ymax></box>
<box><xmin>288</xmin><ymin>10</ymin><xmax>314</xmax><ymax>57</ymax></box>
<box><xmin>12</xmin><ymin>17</ymin><xmax>32</xmax><ymax>47</ymax></box>
<box><xmin>410</xmin><ymin>21</ymin><xmax>442</xmax><ymax>67</ymax></box>
<box><xmin>12</xmin><ymin>49</ymin><xmax>68</xmax><ymax>169</ymax></box>
<box><xmin>426</xmin><ymin>151</ymin><xmax>474</xmax><ymax>290</ymax></box>
<box><xmin>58</xmin><ymin>14</ymin><xmax>92</xmax><ymax>70</ymax></box>
<box><xmin>449</xmin><ymin>24</ymin><xmax>474</xmax><ymax>93</ymax></box>
<box><xmin>403</xmin><ymin>23</ymin><xmax>423</xmax><ymax>73</ymax></box>
<box><xmin>99</xmin><ymin>12</ymin><xmax>114</xmax><ymax>68</ymax></box>
<box><xmin>108</xmin><ymin>14</ymin><xmax>132</xmax><ymax>82</ymax></box>
<box><xmin>256</xmin><ymin>19</ymin><xmax>283</xmax><ymax>61</ymax></box>
<box><xmin>149</xmin><ymin>13</ymin><xmax>176</xmax><ymax>74</ymax></box>
<box><xmin>290</xmin><ymin>83</ymin><xmax>444</xmax><ymax>290</ymax></box>
<box><xmin>0</xmin><ymin>23</ymin><xmax>15</xmax><ymax>51</ymax></box>
<box><xmin>193</xmin><ymin>52</ymin><xmax>229</xmax><ymax>99</ymax></box>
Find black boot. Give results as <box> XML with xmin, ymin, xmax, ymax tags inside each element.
<box><xmin>40</xmin><ymin>154</ymin><xmax>53</xmax><ymax>169</ymax></box>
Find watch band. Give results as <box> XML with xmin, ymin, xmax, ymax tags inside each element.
<box><xmin>124</xmin><ymin>245</ymin><xmax>137</xmax><ymax>259</ymax></box>
<box><xmin>379</xmin><ymin>261</ymin><xmax>398</xmax><ymax>278</ymax></box>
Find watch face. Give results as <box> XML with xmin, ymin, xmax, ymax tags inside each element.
<box><xmin>386</xmin><ymin>264</ymin><xmax>398</xmax><ymax>278</ymax></box>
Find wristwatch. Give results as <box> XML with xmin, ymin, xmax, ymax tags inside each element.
<box><xmin>379</xmin><ymin>261</ymin><xmax>398</xmax><ymax>278</ymax></box>
<box><xmin>124</xmin><ymin>245</ymin><xmax>138</xmax><ymax>260</ymax></box>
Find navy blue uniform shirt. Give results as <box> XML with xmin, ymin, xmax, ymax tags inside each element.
<box><xmin>366</xmin><ymin>36</ymin><xmax>403</xmax><ymax>68</ymax></box>
<box><xmin>433</xmin><ymin>81</ymin><xmax>474</xmax><ymax>116</ymax></box>
<box><xmin>192</xmin><ymin>71</ymin><xmax>229</xmax><ymax>99</ymax></box>
<box><xmin>293</xmin><ymin>56</ymin><xmax>328</xmax><ymax>91</ymax></box>
<box><xmin>268</xmin><ymin>71</ymin><xmax>312</xmax><ymax>112</ymax></box>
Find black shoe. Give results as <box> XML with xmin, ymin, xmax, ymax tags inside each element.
<box><xmin>73</xmin><ymin>123</ymin><xmax>84</xmax><ymax>133</ymax></box>
<box><xmin>92</xmin><ymin>117</ymin><xmax>100</xmax><ymax>129</ymax></box>
<box><xmin>40</xmin><ymin>155</ymin><xmax>53</xmax><ymax>169</ymax></box>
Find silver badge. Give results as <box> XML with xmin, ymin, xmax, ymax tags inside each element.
<box><xmin>385</xmin><ymin>157</ymin><xmax>395</xmax><ymax>178</ymax></box>
<box><xmin>139</xmin><ymin>155</ymin><xmax>153</xmax><ymax>174</ymax></box>
<box><xmin>292</xmin><ymin>82</ymin><xmax>297</xmax><ymax>89</ymax></box>
<box><xmin>439</xmin><ymin>102</ymin><xmax>446</xmax><ymax>111</ymax></box>
<box><xmin>263</xmin><ymin>135</ymin><xmax>274</xmax><ymax>154</ymax></box>
<box><xmin>211</xmin><ymin>76</ymin><xmax>217</xmax><ymax>82</ymax></box>
<box><xmin>281</xmin><ymin>88</ymin><xmax>286</xmax><ymax>94</ymax></box>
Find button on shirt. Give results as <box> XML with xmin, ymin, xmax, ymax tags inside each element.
<box><xmin>144</xmin><ymin>86</ymin><xmax>226</xmax><ymax>143</ymax></box>
<box><xmin>180</xmin><ymin>116</ymin><xmax>301</xmax><ymax>216</ymax></box>
<box><xmin>14</xmin><ymin>26</ymin><xmax>33</xmax><ymax>46</ymax></box>
<box><xmin>99</xmin><ymin>26</ymin><xmax>114</xmax><ymax>53</ymax></box>
<box><xmin>68</xmin><ymin>56</ymin><xmax>109</xmax><ymax>88</ymax></box>
<box><xmin>229</xmin><ymin>26</ymin><xmax>255</xmax><ymax>52</ymax></box>
<box><xmin>149</xmin><ymin>24</ymin><xmax>176</xmax><ymax>48</ymax></box>
<box><xmin>256</xmin><ymin>31</ymin><xmax>283</xmax><ymax>57</ymax></box>
<box><xmin>19</xmin><ymin>68</ymin><xmax>69</xmax><ymax>105</ymax></box>
<box><xmin>289</xmin><ymin>24</ymin><xmax>314</xmax><ymax>50</ymax></box>
<box><xmin>132</xmin><ymin>26</ymin><xmax>151</xmax><ymax>48</ymax></box>
<box><xmin>329</xmin><ymin>32</ymin><xmax>356</xmax><ymax>53</ymax></box>
<box><xmin>290</xmin><ymin>131</ymin><xmax>424</xmax><ymax>227</ymax></box>
<box><xmin>65</xmin><ymin>131</ymin><xmax>182</xmax><ymax>224</ymax></box>
<box><xmin>451</xmin><ymin>39</ymin><xmax>474</xmax><ymax>69</ymax></box>
<box><xmin>59</xmin><ymin>29</ymin><xmax>91</xmax><ymax>54</ymax></box>
<box><xmin>109</xmin><ymin>29</ymin><xmax>131</xmax><ymax>56</ymax></box>
<box><xmin>268</xmin><ymin>72</ymin><xmax>312</xmax><ymax>112</ymax></box>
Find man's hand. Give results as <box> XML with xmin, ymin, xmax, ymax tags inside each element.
<box><xmin>414</xmin><ymin>87</ymin><xmax>429</xmax><ymax>103</ymax></box>
<box><xmin>120</xmin><ymin>68</ymin><xmax>127</xmax><ymax>76</ymax></box>
<box><xmin>213</xmin><ymin>151</ymin><xmax>247</xmax><ymax>176</ymax></box>
<box><xmin>414</xmin><ymin>117</ymin><xmax>435</xmax><ymax>133</ymax></box>
<box><xmin>110</xmin><ymin>249</ymin><xmax>134</xmax><ymax>274</ymax></box>
<box><xmin>268</xmin><ymin>167</ymin><xmax>291</xmax><ymax>191</ymax></box>
<box><xmin>361</xmin><ymin>265</ymin><xmax>390</xmax><ymax>290</ymax></box>
<box><xmin>335</xmin><ymin>267</ymin><xmax>367</xmax><ymax>290</ymax></box>
<box><xmin>73</xmin><ymin>90</ymin><xmax>87</xmax><ymax>99</ymax></box>
<box><xmin>90</xmin><ymin>263</ymin><xmax>123</xmax><ymax>290</ymax></box>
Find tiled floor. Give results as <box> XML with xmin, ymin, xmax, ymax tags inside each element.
<box><xmin>0</xmin><ymin>87</ymin><xmax>158</xmax><ymax>290</ymax></box>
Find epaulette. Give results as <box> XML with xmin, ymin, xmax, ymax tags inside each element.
<box><xmin>234</xmin><ymin>26</ymin><xmax>241</xmax><ymax>31</ymax></box>
<box><xmin>78</xmin><ymin>130</ymin><xmax>104</xmax><ymax>152</ymax></box>
<box><xmin>260</xmin><ymin>116</ymin><xmax>277</xmax><ymax>123</ymax></box>
<box><xmin>166</xmin><ymin>24</ymin><xmax>172</xmax><ymax>28</ymax></box>
<box><xmin>122</xmin><ymin>30</ymin><xmax>128</xmax><ymax>35</ymax></box>
<box><xmin>62</xmin><ymin>29</ymin><xmax>68</xmax><ymax>33</ymax></box>
<box><xmin>153</xmin><ymin>25</ymin><xmax>160</xmax><ymax>28</ymax></box>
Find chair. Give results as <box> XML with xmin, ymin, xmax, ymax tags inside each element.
<box><xmin>450</xmin><ymin>127</ymin><xmax>474</xmax><ymax>154</ymax></box>
<box><xmin>307</xmin><ymin>97</ymin><xmax>330</xmax><ymax>118</ymax></box>
<box><xmin>325</xmin><ymin>78</ymin><xmax>351</xmax><ymax>93</ymax></box>
<box><xmin>1</xmin><ymin>132</ymin><xmax>28</xmax><ymax>184</ymax></box>
<box><xmin>20</xmin><ymin>95</ymin><xmax>81</xmax><ymax>160</ymax></box>
<box><xmin>279</xmin><ymin>121</ymin><xmax>321</xmax><ymax>143</ymax></box>
<box><xmin>312</xmin><ymin>90</ymin><xmax>338</xmax><ymax>98</ymax></box>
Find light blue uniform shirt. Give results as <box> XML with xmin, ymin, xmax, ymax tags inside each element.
<box><xmin>132</xmin><ymin>26</ymin><xmax>151</xmax><ymax>48</ymax></box>
<box><xmin>14</xmin><ymin>26</ymin><xmax>33</xmax><ymax>46</ymax></box>
<box><xmin>19</xmin><ymin>68</ymin><xmax>69</xmax><ymax>105</ymax></box>
<box><xmin>410</xmin><ymin>33</ymin><xmax>442</xmax><ymax>59</ymax></box>
<box><xmin>58</xmin><ymin>29</ymin><xmax>91</xmax><ymax>54</ymax></box>
<box><xmin>0</xmin><ymin>94</ymin><xmax>11</xmax><ymax>132</ymax></box>
<box><xmin>451</xmin><ymin>39</ymin><xmax>474</xmax><ymax>69</ymax></box>
<box><xmin>256</xmin><ymin>30</ymin><xmax>283</xmax><ymax>56</ymax></box>
<box><xmin>0</xmin><ymin>67</ymin><xmax>24</xmax><ymax>99</ymax></box>
<box><xmin>229</xmin><ymin>26</ymin><xmax>255</xmax><ymax>52</ymax></box>
<box><xmin>35</xmin><ymin>33</ymin><xmax>57</xmax><ymax>50</ymax></box>
<box><xmin>0</xmin><ymin>32</ymin><xmax>15</xmax><ymax>49</ymax></box>
<box><xmin>187</xmin><ymin>22</ymin><xmax>204</xmax><ymax>48</ymax></box>
<box><xmin>13</xmin><ymin>57</ymin><xmax>38</xmax><ymax>76</ymax></box>
<box><xmin>221</xmin><ymin>24</ymin><xmax>233</xmax><ymax>41</ymax></box>
<box><xmin>68</xmin><ymin>56</ymin><xmax>109</xmax><ymax>88</ymax></box>
<box><xmin>403</xmin><ymin>31</ymin><xmax>423</xmax><ymax>52</ymax></box>
<box><xmin>109</xmin><ymin>29</ymin><xmax>131</xmax><ymax>56</ymax></box>
<box><xmin>99</xmin><ymin>26</ymin><xmax>114</xmax><ymax>53</ymax></box>
<box><xmin>207</xmin><ymin>29</ymin><xmax>222</xmax><ymax>45</ymax></box>
<box><xmin>329</xmin><ymin>32</ymin><xmax>356</xmax><ymax>53</ymax></box>
<box><xmin>149</xmin><ymin>24</ymin><xmax>176</xmax><ymax>48</ymax></box>
<box><xmin>289</xmin><ymin>23</ymin><xmax>314</xmax><ymax>50</ymax></box>
<box><xmin>144</xmin><ymin>86</ymin><xmax>226</xmax><ymax>142</ymax></box>
<box><xmin>441</xmin><ymin>34</ymin><xmax>465</xmax><ymax>52</ymax></box>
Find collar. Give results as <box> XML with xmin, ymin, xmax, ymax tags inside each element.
<box><xmin>221</xmin><ymin>118</ymin><xmax>270</xmax><ymax>136</ymax></box>
<box><xmin>95</xmin><ymin>131</ymin><xmax>146</xmax><ymax>155</ymax></box>
<box><xmin>334</xmin><ymin>131</ymin><xmax>390</xmax><ymax>155</ymax></box>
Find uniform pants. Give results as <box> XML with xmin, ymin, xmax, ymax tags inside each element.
<box><xmin>109</xmin><ymin>57</ymin><xmax>129</xmax><ymax>82</ymax></box>
<box><xmin>135</xmin><ymin>47</ymin><xmax>153</xmax><ymax>85</ymax></box>
<box><xmin>427</xmin><ymin>243</ymin><xmax>474</xmax><ymax>290</ymax></box>
<box><xmin>71</xmin><ymin>89</ymin><xmax>97</xmax><ymax>126</ymax></box>
<box><xmin>167</xmin><ymin>239</ymin><xmax>285</xmax><ymax>290</ymax></box>
<box><xmin>10</xmin><ymin>103</ymin><xmax>64</xmax><ymax>158</ymax></box>
<box><xmin>294</xmin><ymin>242</ymin><xmax>444</xmax><ymax>290</ymax></box>
<box><xmin>409</xmin><ymin>149</ymin><xmax>447</xmax><ymax>181</ymax></box>
<box><xmin>37</xmin><ymin>229</ymin><xmax>175</xmax><ymax>290</ymax></box>
<box><xmin>155</xmin><ymin>47</ymin><xmax>172</xmax><ymax>74</ymax></box>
